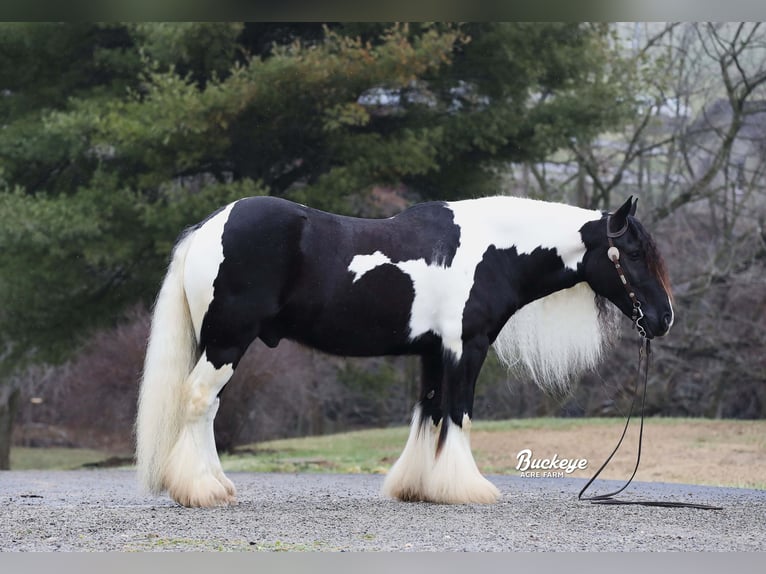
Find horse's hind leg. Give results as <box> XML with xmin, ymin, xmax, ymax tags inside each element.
<box><xmin>381</xmin><ymin>353</ymin><xmax>443</xmax><ymax>502</ymax></box>
<box><xmin>163</xmin><ymin>351</ymin><xmax>237</xmax><ymax>507</ymax></box>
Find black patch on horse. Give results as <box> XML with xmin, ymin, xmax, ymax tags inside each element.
<box><xmin>462</xmin><ymin>245</ymin><xmax>580</xmax><ymax>343</ymax></box>
<box><xmin>199</xmin><ymin>197</ymin><xmax>462</xmax><ymax>368</ymax></box>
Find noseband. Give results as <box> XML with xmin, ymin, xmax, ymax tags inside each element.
<box><xmin>606</xmin><ymin>215</ymin><xmax>647</xmax><ymax>339</ymax></box>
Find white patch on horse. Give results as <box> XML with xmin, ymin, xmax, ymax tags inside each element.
<box><xmin>184</xmin><ymin>202</ymin><xmax>237</xmax><ymax>339</ymax></box>
<box><xmin>665</xmin><ymin>295</ymin><xmax>675</xmax><ymax>332</ymax></box>
<box><xmin>348</xmin><ymin>250</ymin><xmax>392</xmax><ymax>283</ymax></box>
<box><xmin>347</xmin><ymin>196</ymin><xmax>602</xmax><ymax>360</ymax></box>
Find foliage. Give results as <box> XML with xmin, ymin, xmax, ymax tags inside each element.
<box><xmin>0</xmin><ymin>23</ymin><xmax>644</xmax><ymax>468</ymax></box>
<box><xmin>0</xmin><ymin>175</ymin><xmax>265</xmax><ymax>362</ymax></box>
<box><xmin>4</xmin><ymin>23</ymin><xmax>765</xmax><ymax>466</ymax></box>
<box><xmin>0</xmin><ymin>21</ymin><xmax>623</xmax><ymax>367</ymax></box>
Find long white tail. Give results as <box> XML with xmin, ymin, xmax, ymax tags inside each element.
<box><xmin>135</xmin><ymin>231</ymin><xmax>198</xmax><ymax>494</ymax></box>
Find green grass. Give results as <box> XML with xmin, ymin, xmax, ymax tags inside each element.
<box><xmin>222</xmin><ymin>426</ymin><xmax>410</xmax><ymax>474</ymax></box>
<box><xmin>9</xmin><ymin>419</ymin><xmax>591</xmax><ymax>472</ymax></box>
<box><xmin>10</xmin><ymin>418</ymin><xmax>765</xmax><ymax>491</ymax></box>
<box><xmin>220</xmin><ymin>417</ymin><xmax>635</xmax><ymax>474</ymax></box>
<box><xmin>9</xmin><ymin>447</ymin><xmax>132</xmax><ymax>470</ymax></box>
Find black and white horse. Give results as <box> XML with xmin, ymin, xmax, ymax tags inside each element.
<box><xmin>135</xmin><ymin>194</ymin><xmax>673</xmax><ymax>507</ymax></box>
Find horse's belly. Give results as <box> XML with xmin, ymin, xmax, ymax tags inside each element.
<box><xmin>278</xmin><ymin>263</ymin><xmax>428</xmax><ymax>356</ymax></box>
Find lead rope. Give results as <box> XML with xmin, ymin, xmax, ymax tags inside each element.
<box><xmin>577</xmin><ymin>332</ymin><xmax>722</xmax><ymax>510</ymax></box>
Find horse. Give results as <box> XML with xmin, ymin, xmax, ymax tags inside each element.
<box><xmin>135</xmin><ymin>194</ymin><xmax>674</xmax><ymax>507</ymax></box>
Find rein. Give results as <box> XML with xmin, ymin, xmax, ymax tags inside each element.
<box><xmin>576</xmin><ymin>217</ymin><xmax>722</xmax><ymax>511</ymax></box>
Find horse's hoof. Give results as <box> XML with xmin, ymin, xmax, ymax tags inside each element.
<box><xmin>424</xmin><ymin>475</ymin><xmax>500</xmax><ymax>504</ymax></box>
<box><xmin>167</xmin><ymin>474</ymin><xmax>238</xmax><ymax>508</ymax></box>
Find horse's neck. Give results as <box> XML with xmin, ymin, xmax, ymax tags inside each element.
<box><xmin>448</xmin><ymin>196</ymin><xmax>599</xmax><ymax>271</ymax></box>
<box><xmin>517</xmin><ymin>260</ymin><xmax>584</xmax><ymax>308</ymax></box>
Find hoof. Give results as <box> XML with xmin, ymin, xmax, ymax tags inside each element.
<box><xmin>215</xmin><ymin>471</ymin><xmax>237</xmax><ymax>498</ymax></box>
<box><xmin>167</xmin><ymin>473</ymin><xmax>237</xmax><ymax>508</ymax></box>
<box><xmin>381</xmin><ymin>478</ymin><xmax>427</xmax><ymax>503</ymax></box>
<box><xmin>424</xmin><ymin>473</ymin><xmax>500</xmax><ymax>504</ymax></box>
<box><xmin>383</xmin><ymin>412</ymin><xmax>501</xmax><ymax>504</ymax></box>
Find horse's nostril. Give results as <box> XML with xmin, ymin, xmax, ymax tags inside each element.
<box><xmin>662</xmin><ymin>313</ymin><xmax>673</xmax><ymax>331</ymax></box>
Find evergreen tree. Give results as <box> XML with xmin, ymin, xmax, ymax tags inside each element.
<box><xmin>0</xmin><ymin>22</ymin><xmax>626</xmax><ymax>468</ymax></box>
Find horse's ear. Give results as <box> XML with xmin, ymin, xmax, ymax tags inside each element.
<box><xmin>609</xmin><ymin>196</ymin><xmax>634</xmax><ymax>236</ymax></box>
<box><xmin>630</xmin><ymin>196</ymin><xmax>638</xmax><ymax>216</ymax></box>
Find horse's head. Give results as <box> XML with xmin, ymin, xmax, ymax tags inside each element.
<box><xmin>581</xmin><ymin>197</ymin><xmax>674</xmax><ymax>339</ymax></box>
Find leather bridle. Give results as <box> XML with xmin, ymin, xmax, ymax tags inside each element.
<box><xmin>605</xmin><ymin>214</ymin><xmax>647</xmax><ymax>339</ymax></box>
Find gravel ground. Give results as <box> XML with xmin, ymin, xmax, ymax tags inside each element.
<box><xmin>1</xmin><ymin>470</ymin><xmax>764</xmax><ymax>552</ymax></box>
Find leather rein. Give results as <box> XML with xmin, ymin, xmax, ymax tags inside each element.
<box><xmin>577</xmin><ymin>216</ymin><xmax>722</xmax><ymax>511</ymax></box>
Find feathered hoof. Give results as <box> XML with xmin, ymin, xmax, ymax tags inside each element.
<box><xmin>383</xmin><ymin>412</ymin><xmax>501</xmax><ymax>505</ymax></box>
<box><xmin>382</xmin><ymin>452</ymin><xmax>501</xmax><ymax>504</ymax></box>
<box><xmin>423</xmin><ymin>473</ymin><xmax>500</xmax><ymax>504</ymax></box>
<box><xmin>384</xmin><ymin>474</ymin><xmax>500</xmax><ymax>504</ymax></box>
<box><xmin>167</xmin><ymin>473</ymin><xmax>238</xmax><ymax>508</ymax></box>
<box><xmin>215</xmin><ymin>471</ymin><xmax>237</xmax><ymax>498</ymax></box>
<box><xmin>381</xmin><ymin>475</ymin><xmax>427</xmax><ymax>503</ymax></box>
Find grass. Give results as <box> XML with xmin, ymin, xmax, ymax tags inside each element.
<box><xmin>9</xmin><ymin>447</ymin><xmax>132</xmax><ymax>470</ymax></box>
<box><xmin>222</xmin><ymin>426</ymin><xmax>409</xmax><ymax>474</ymax></box>
<box><xmin>219</xmin><ymin>419</ymin><xmax>585</xmax><ymax>474</ymax></box>
<box><xmin>10</xmin><ymin>418</ymin><xmax>765</xmax><ymax>489</ymax></box>
<box><xmin>11</xmin><ymin>420</ymin><xmax>564</xmax><ymax>474</ymax></box>
<box><xmin>223</xmin><ymin>417</ymin><xmax>766</xmax><ymax>489</ymax></box>
<box><xmin>218</xmin><ymin>416</ymin><xmax>659</xmax><ymax>470</ymax></box>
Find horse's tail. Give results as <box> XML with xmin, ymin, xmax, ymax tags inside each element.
<box><xmin>135</xmin><ymin>230</ymin><xmax>199</xmax><ymax>494</ymax></box>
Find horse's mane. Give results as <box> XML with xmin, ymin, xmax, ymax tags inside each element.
<box><xmin>492</xmin><ymin>282</ymin><xmax>621</xmax><ymax>394</ymax></box>
<box><xmin>632</xmin><ymin>216</ymin><xmax>673</xmax><ymax>302</ymax></box>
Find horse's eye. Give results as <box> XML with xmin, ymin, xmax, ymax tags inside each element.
<box><xmin>628</xmin><ymin>251</ymin><xmax>642</xmax><ymax>261</ymax></box>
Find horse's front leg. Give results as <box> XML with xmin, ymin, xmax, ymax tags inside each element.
<box><xmin>426</xmin><ymin>335</ymin><xmax>500</xmax><ymax>504</ymax></box>
<box><xmin>382</xmin><ymin>337</ymin><xmax>500</xmax><ymax>504</ymax></box>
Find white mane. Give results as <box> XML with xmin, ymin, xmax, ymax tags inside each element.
<box><xmin>492</xmin><ymin>282</ymin><xmax>621</xmax><ymax>394</ymax></box>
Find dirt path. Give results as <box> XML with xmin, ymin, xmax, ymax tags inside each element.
<box><xmin>472</xmin><ymin>419</ymin><xmax>765</xmax><ymax>489</ymax></box>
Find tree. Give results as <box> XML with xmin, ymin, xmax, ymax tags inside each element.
<box><xmin>511</xmin><ymin>22</ymin><xmax>766</xmax><ymax>419</ymax></box>
<box><xmin>0</xmin><ymin>22</ymin><xmax>626</xmax><ymax>467</ymax></box>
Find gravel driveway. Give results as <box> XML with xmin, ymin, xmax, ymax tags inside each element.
<box><xmin>1</xmin><ymin>470</ymin><xmax>763</xmax><ymax>551</ymax></box>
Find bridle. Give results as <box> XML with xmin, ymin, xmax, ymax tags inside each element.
<box><xmin>577</xmin><ymin>214</ymin><xmax>722</xmax><ymax>511</ymax></box>
<box><xmin>605</xmin><ymin>215</ymin><xmax>647</xmax><ymax>339</ymax></box>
